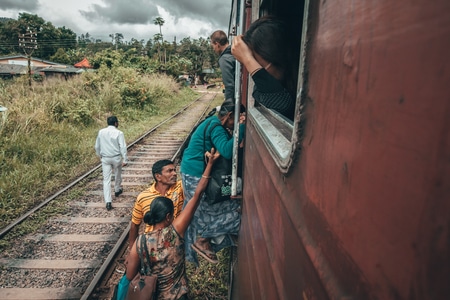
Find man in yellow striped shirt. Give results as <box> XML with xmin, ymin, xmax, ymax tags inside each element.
<box><xmin>128</xmin><ymin>159</ymin><xmax>184</xmax><ymax>248</ymax></box>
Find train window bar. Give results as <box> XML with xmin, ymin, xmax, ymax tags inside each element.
<box><xmin>230</xmin><ymin>0</ymin><xmax>246</xmax><ymax>197</ymax></box>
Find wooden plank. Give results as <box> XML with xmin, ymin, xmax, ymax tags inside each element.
<box><xmin>28</xmin><ymin>234</ymin><xmax>119</xmax><ymax>242</ymax></box>
<box><xmin>93</xmin><ymin>181</ymin><xmax>148</xmax><ymax>187</ymax></box>
<box><xmin>0</xmin><ymin>259</ymin><xmax>101</xmax><ymax>269</ymax></box>
<box><xmin>128</xmin><ymin>155</ymin><xmax>168</xmax><ymax>159</ymax></box>
<box><xmin>121</xmin><ymin>168</ymin><xmax>150</xmax><ymax>171</ymax></box>
<box><xmin>0</xmin><ymin>288</ymin><xmax>82</xmax><ymax>300</ymax></box>
<box><xmin>124</xmin><ymin>161</ymin><xmax>152</xmax><ymax>165</ymax></box>
<box><xmin>55</xmin><ymin>217</ymin><xmax>129</xmax><ymax>223</ymax></box>
<box><xmin>85</xmin><ymin>191</ymin><xmax>139</xmax><ymax>197</ymax></box>
<box><xmin>71</xmin><ymin>202</ymin><xmax>134</xmax><ymax>208</ymax></box>
<box><xmin>120</xmin><ymin>182</ymin><xmax>148</xmax><ymax>186</ymax></box>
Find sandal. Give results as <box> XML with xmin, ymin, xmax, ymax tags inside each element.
<box><xmin>191</xmin><ymin>243</ymin><xmax>219</xmax><ymax>264</ymax></box>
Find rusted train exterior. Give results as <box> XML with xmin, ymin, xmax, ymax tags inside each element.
<box><xmin>230</xmin><ymin>0</ymin><xmax>449</xmax><ymax>299</ymax></box>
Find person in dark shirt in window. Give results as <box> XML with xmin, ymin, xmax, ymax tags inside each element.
<box><xmin>232</xmin><ymin>16</ymin><xmax>296</xmax><ymax>120</ymax></box>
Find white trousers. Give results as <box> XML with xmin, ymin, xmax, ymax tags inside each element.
<box><xmin>101</xmin><ymin>156</ymin><xmax>122</xmax><ymax>203</ymax></box>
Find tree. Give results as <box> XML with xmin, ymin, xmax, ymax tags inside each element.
<box><xmin>153</xmin><ymin>33</ymin><xmax>163</xmax><ymax>63</ymax></box>
<box><xmin>109</xmin><ymin>33</ymin><xmax>123</xmax><ymax>50</ymax></box>
<box><xmin>153</xmin><ymin>17</ymin><xmax>165</xmax><ymax>39</ymax></box>
<box><xmin>15</xmin><ymin>13</ymin><xmax>76</xmax><ymax>59</ymax></box>
<box><xmin>177</xmin><ymin>37</ymin><xmax>214</xmax><ymax>76</ymax></box>
<box><xmin>0</xmin><ymin>19</ymin><xmax>21</xmax><ymax>55</ymax></box>
<box><xmin>153</xmin><ymin>17</ymin><xmax>165</xmax><ymax>63</ymax></box>
<box><xmin>91</xmin><ymin>49</ymin><xmax>124</xmax><ymax>69</ymax></box>
<box><xmin>50</xmin><ymin>48</ymin><xmax>71</xmax><ymax>64</ymax></box>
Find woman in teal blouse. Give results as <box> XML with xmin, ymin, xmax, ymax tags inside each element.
<box><xmin>180</xmin><ymin>98</ymin><xmax>245</xmax><ymax>265</ymax></box>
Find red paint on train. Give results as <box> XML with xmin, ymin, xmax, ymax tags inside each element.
<box><xmin>232</xmin><ymin>0</ymin><xmax>450</xmax><ymax>299</ymax></box>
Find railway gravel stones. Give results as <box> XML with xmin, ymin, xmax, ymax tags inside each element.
<box><xmin>0</xmin><ymin>92</ymin><xmax>218</xmax><ymax>299</ymax></box>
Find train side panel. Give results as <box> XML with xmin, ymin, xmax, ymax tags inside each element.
<box><xmin>237</xmin><ymin>0</ymin><xmax>450</xmax><ymax>299</ymax></box>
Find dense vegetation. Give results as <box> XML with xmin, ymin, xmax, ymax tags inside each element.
<box><xmin>0</xmin><ymin>67</ymin><xmax>199</xmax><ymax>228</ymax></box>
<box><xmin>0</xmin><ymin>12</ymin><xmax>218</xmax><ymax>79</ymax></box>
<box><xmin>0</xmin><ymin>12</ymin><xmax>230</xmax><ymax>298</ymax></box>
<box><xmin>0</xmin><ymin>69</ymin><xmax>229</xmax><ymax>298</ymax></box>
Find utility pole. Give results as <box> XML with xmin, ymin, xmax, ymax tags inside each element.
<box><xmin>19</xmin><ymin>28</ymin><xmax>38</xmax><ymax>87</ymax></box>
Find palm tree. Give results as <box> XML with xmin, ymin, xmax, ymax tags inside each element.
<box><xmin>153</xmin><ymin>17</ymin><xmax>165</xmax><ymax>63</ymax></box>
<box><xmin>153</xmin><ymin>17</ymin><xmax>165</xmax><ymax>39</ymax></box>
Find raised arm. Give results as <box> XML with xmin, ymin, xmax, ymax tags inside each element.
<box><xmin>231</xmin><ymin>35</ymin><xmax>262</xmax><ymax>76</ymax></box>
<box><xmin>125</xmin><ymin>237</ymin><xmax>139</xmax><ymax>280</ymax></box>
<box><xmin>173</xmin><ymin>148</ymin><xmax>220</xmax><ymax>236</ymax></box>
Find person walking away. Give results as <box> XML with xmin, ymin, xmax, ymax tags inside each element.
<box><xmin>126</xmin><ymin>149</ymin><xmax>220</xmax><ymax>300</ymax></box>
<box><xmin>95</xmin><ymin>116</ymin><xmax>128</xmax><ymax>210</ymax></box>
<box><xmin>128</xmin><ymin>159</ymin><xmax>184</xmax><ymax>249</ymax></box>
<box><xmin>210</xmin><ymin>30</ymin><xmax>236</xmax><ymax>100</ymax></box>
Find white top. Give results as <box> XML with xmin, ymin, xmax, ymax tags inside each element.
<box><xmin>95</xmin><ymin>125</ymin><xmax>128</xmax><ymax>163</ymax></box>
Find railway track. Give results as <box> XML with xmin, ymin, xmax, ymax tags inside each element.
<box><xmin>0</xmin><ymin>92</ymin><xmax>217</xmax><ymax>300</ymax></box>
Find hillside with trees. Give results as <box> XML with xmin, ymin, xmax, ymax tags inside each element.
<box><xmin>0</xmin><ymin>12</ymin><xmax>218</xmax><ymax>79</ymax></box>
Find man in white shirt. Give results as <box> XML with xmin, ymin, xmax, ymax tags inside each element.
<box><xmin>95</xmin><ymin>116</ymin><xmax>128</xmax><ymax>210</ymax></box>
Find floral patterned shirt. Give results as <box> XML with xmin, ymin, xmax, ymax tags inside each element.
<box><xmin>137</xmin><ymin>225</ymin><xmax>188</xmax><ymax>300</ymax></box>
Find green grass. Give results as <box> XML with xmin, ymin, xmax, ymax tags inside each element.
<box><xmin>0</xmin><ymin>71</ymin><xmax>199</xmax><ymax>230</ymax></box>
<box><xmin>0</xmin><ymin>71</ymin><xmax>229</xmax><ymax>298</ymax></box>
<box><xmin>187</xmin><ymin>247</ymin><xmax>231</xmax><ymax>299</ymax></box>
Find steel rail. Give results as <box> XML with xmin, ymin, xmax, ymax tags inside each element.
<box><xmin>0</xmin><ymin>96</ymin><xmax>210</xmax><ymax>239</ymax></box>
<box><xmin>80</xmin><ymin>94</ymin><xmax>216</xmax><ymax>299</ymax></box>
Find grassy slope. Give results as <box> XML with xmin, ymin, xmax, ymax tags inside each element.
<box><xmin>0</xmin><ymin>73</ymin><xmax>229</xmax><ymax>298</ymax></box>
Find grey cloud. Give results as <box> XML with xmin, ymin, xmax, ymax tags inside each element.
<box><xmin>79</xmin><ymin>0</ymin><xmax>230</xmax><ymax>30</ymax></box>
<box><xmin>160</xmin><ymin>0</ymin><xmax>231</xmax><ymax>29</ymax></box>
<box><xmin>79</xmin><ymin>0</ymin><xmax>160</xmax><ymax>25</ymax></box>
<box><xmin>0</xmin><ymin>0</ymin><xmax>39</xmax><ymax>10</ymax></box>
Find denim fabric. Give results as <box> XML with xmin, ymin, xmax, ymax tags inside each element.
<box><xmin>181</xmin><ymin>173</ymin><xmax>241</xmax><ymax>266</ymax></box>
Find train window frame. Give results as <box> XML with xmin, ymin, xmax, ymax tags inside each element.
<box><xmin>246</xmin><ymin>0</ymin><xmax>310</xmax><ymax>174</ymax></box>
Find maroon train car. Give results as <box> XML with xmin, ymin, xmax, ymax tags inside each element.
<box><xmin>230</xmin><ymin>0</ymin><xmax>450</xmax><ymax>299</ymax></box>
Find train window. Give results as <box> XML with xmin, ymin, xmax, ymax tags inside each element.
<box><xmin>246</xmin><ymin>0</ymin><xmax>309</xmax><ymax>173</ymax></box>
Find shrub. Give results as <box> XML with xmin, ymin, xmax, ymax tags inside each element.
<box><xmin>0</xmin><ymin>68</ymin><xmax>197</xmax><ymax>231</ymax></box>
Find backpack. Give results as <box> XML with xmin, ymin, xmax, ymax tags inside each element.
<box><xmin>179</xmin><ymin>107</ymin><xmax>217</xmax><ymax>162</ymax></box>
<box><xmin>203</xmin><ymin>119</ymin><xmax>233</xmax><ymax>204</ymax></box>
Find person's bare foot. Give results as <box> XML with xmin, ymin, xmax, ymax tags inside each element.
<box><xmin>191</xmin><ymin>238</ymin><xmax>218</xmax><ymax>263</ymax></box>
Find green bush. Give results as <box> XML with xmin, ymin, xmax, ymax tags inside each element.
<box><xmin>0</xmin><ymin>69</ymin><xmax>197</xmax><ymax>230</ymax></box>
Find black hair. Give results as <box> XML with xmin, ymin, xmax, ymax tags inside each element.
<box><xmin>218</xmin><ymin>98</ymin><xmax>246</xmax><ymax>118</ymax></box>
<box><xmin>107</xmin><ymin>116</ymin><xmax>118</xmax><ymax>126</ymax></box>
<box><xmin>152</xmin><ymin>159</ymin><xmax>174</xmax><ymax>182</ymax></box>
<box><xmin>143</xmin><ymin>196</ymin><xmax>174</xmax><ymax>225</ymax></box>
<box><xmin>243</xmin><ymin>16</ymin><xmax>298</xmax><ymax>94</ymax></box>
<box><xmin>243</xmin><ymin>16</ymin><xmax>290</xmax><ymax>71</ymax></box>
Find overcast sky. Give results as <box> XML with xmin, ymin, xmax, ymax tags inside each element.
<box><xmin>0</xmin><ymin>0</ymin><xmax>232</xmax><ymax>42</ymax></box>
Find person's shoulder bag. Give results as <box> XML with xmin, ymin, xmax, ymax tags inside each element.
<box><xmin>203</xmin><ymin>119</ymin><xmax>233</xmax><ymax>205</ymax></box>
<box><xmin>127</xmin><ymin>235</ymin><xmax>157</xmax><ymax>300</ymax></box>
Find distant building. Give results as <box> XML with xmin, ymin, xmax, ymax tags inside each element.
<box><xmin>74</xmin><ymin>58</ymin><xmax>93</xmax><ymax>69</ymax></box>
<box><xmin>0</xmin><ymin>55</ymin><xmax>84</xmax><ymax>79</ymax></box>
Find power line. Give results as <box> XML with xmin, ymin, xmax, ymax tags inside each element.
<box><xmin>18</xmin><ymin>28</ymin><xmax>37</xmax><ymax>87</ymax></box>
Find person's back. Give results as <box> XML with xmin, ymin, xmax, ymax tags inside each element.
<box><xmin>180</xmin><ymin>99</ymin><xmax>244</xmax><ymax>265</ymax></box>
<box><xmin>137</xmin><ymin>226</ymin><xmax>187</xmax><ymax>300</ymax></box>
<box><xmin>94</xmin><ymin>116</ymin><xmax>127</xmax><ymax>210</ymax></box>
<box><xmin>126</xmin><ymin>153</ymin><xmax>220</xmax><ymax>299</ymax></box>
<box><xmin>210</xmin><ymin>30</ymin><xmax>236</xmax><ymax>100</ymax></box>
<box><xmin>180</xmin><ymin>116</ymin><xmax>231</xmax><ymax>177</ymax></box>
